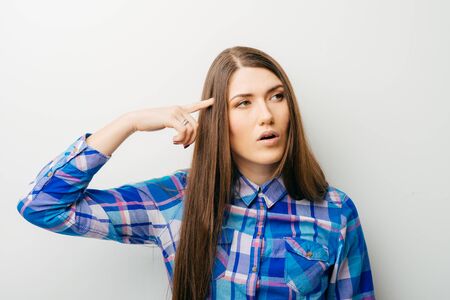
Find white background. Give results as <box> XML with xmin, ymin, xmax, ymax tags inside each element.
<box><xmin>1</xmin><ymin>0</ymin><xmax>449</xmax><ymax>299</ymax></box>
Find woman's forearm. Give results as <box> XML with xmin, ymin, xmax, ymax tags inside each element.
<box><xmin>86</xmin><ymin>112</ymin><xmax>137</xmax><ymax>157</ymax></box>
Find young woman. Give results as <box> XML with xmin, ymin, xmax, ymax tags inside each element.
<box><xmin>17</xmin><ymin>46</ymin><xmax>375</xmax><ymax>299</ymax></box>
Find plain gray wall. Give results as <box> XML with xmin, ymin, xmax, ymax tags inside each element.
<box><xmin>1</xmin><ymin>0</ymin><xmax>449</xmax><ymax>299</ymax></box>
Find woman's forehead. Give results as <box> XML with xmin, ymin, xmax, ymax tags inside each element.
<box><xmin>228</xmin><ymin>68</ymin><xmax>283</xmax><ymax>100</ymax></box>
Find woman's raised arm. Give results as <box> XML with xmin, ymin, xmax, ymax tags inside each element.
<box><xmin>17</xmin><ymin>98</ymin><xmax>214</xmax><ymax>245</ymax></box>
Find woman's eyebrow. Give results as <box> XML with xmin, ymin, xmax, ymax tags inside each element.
<box><xmin>229</xmin><ymin>84</ymin><xmax>284</xmax><ymax>101</ymax></box>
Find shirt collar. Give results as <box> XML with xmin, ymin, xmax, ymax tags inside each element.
<box><xmin>233</xmin><ymin>169</ymin><xmax>288</xmax><ymax>209</ymax></box>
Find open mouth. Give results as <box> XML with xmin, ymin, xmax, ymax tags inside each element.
<box><xmin>257</xmin><ymin>135</ymin><xmax>280</xmax><ymax>145</ymax></box>
<box><xmin>259</xmin><ymin>135</ymin><xmax>277</xmax><ymax>140</ymax></box>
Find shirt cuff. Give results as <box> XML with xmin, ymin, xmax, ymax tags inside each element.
<box><xmin>30</xmin><ymin>133</ymin><xmax>111</xmax><ymax>192</ymax></box>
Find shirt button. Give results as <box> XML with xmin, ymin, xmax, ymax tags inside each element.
<box><xmin>252</xmin><ymin>266</ymin><xmax>257</xmax><ymax>272</ymax></box>
<box><xmin>47</xmin><ymin>171</ymin><xmax>53</xmax><ymax>177</ymax></box>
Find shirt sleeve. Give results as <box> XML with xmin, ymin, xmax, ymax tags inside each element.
<box><xmin>326</xmin><ymin>195</ymin><xmax>376</xmax><ymax>299</ymax></box>
<box><xmin>17</xmin><ymin>133</ymin><xmax>187</xmax><ymax>246</ymax></box>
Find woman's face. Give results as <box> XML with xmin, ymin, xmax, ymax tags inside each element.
<box><xmin>227</xmin><ymin>67</ymin><xmax>290</xmax><ymax>180</ymax></box>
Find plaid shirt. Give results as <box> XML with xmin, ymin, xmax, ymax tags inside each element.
<box><xmin>17</xmin><ymin>133</ymin><xmax>375</xmax><ymax>299</ymax></box>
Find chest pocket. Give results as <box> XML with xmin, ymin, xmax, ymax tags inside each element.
<box><xmin>283</xmin><ymin>237</ymin><xmax>331</xmax><ymax>295</ymax></box>
<box><xmin>212</xmin><ymin>227</ymin><xmax>235</xmax><ymax>280</ymax></box>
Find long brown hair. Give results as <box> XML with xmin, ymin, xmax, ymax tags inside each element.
<box><xmin>172</xmin><ymin>46</ymin><xmax>329</xmax><ymax>299</ymax></box>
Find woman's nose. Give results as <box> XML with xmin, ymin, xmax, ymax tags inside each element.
<box><xmin>257</xmin><ymin>102</ymin><xmax>274</xmax><ymax>125</ymax></box>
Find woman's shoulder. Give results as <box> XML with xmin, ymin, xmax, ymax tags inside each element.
<box><xmin>324</xmin><ymin>184</ymin><xmax>362</xmax><ymax>220</ymax></box>
<box><xmin>324</xmin><ymin>185</ymin><xmax>356</xmax><ymax>208</ymax></box>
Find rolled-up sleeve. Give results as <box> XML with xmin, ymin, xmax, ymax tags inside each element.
<box><xmin>327</xmin><ymin>195</ymin><xmax>376</xmax><ymax>299</ymax></box>
<box><xmin>17</xmin><ymin>133</ymin><xmax>186</xmax><ymax>246</ymax></box>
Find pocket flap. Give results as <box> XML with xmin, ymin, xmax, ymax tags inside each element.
<box><xmin>284</xmin><ymin>237</ymin><xmax>329</xmax><ymax>261</ymax></box>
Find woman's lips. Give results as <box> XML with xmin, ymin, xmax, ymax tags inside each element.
<box><xmin>257</xmin><ymin>136</ymin><xmax>280</xmax><ymax>146</ymax></box>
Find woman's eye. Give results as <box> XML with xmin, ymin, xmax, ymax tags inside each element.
<box><xmin>237</xmin><ymin>100</ymin><xmax>250</xmax><ymax>107</ymax></box>
<box><xmin>272</xmin><ymin>93</ymin><xmax>284</xmax><ymax>101</ymax></box>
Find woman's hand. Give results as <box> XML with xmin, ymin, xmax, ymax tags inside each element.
<box><xmin>130</xmin><ymin>97</ymin><xmax>215</xmax><ymax>148</ymax></box>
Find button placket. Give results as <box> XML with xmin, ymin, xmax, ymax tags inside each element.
<box><xmin>246</xmin><ymin>191</ymin><xmax>267</xmax><ymax>295</ymax></box>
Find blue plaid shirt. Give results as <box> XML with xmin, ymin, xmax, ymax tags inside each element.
<box><xmin>17</xmin><ymin>133</ymin><xmax>376</xmax><ymax>299</ymax></box>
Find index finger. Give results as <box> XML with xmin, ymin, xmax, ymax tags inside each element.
<box><xmin>182</xmin><ymin>97</ymin><xmax>215</xmax><ymax>113</ymax></box>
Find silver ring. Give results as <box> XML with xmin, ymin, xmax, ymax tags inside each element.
<box><xmin>181</xmin><ymin>119</ymin><xmax>189</xmax><ymax>126</ymax></box>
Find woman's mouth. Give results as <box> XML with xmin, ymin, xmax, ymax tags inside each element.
<box><xmin>257</xmin><ymin>135</ymin><xmax>280</xmax><ymax>146</ymax></box>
